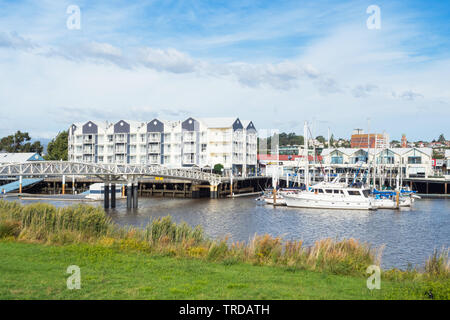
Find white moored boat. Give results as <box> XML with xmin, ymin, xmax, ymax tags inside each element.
<box><xmin>373</xmin><ymin>197</ymin><xmax>412</xmax><ymax>209</ymax></box>
<box><xmin>283</xmin><ymin>181</ymin><xmax>376</xmax><ymax>210</ymax></box>
<box><xmin>84</xmin><ymin>183</ymin><xmax>126</xmax><ymax>200</ymax></box>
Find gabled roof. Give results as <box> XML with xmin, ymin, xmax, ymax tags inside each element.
<box><xmin>258</xmin><ymin>154</ymin><xmax>322</xmax><ymax>162</ymax></box>
<box><xmin>0</xmin><ymin>153</ymin><xmax>44</xmax><ymax>163</ymax></box>
<box><xmin>242</xmin><ymin>120</ymin><xmax>257</xmax><ymax>130</ymax></box>
<box><xmin>321</xmin><ymin>148</ymin><xmax>359</xmax><ymax>156</ymax></box>
<box><xmin>321</xmin><ymin>147</ymin><xmax>433</xmax><ymax>157</ymax></box>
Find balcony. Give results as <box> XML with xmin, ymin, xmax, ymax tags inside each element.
<box><xmin>183</xmin><ymin>157</ymin><xmax>195</xmax><ymax>164</ymax></box>
<box><xmin>115</xmin><ymin>147</ymin><xmax>126</xmax><ymax>153</ymax></box>
<box><xmin>183</xmin><ymin>134</ymin><xmax>196</xmax><ymax>142</ymax></box>
<box><xmin>148</xmin><ymin>156</ymin><xmax>160</xmax><ymax>164</ymax></box>
<box><xmin>115</xmin><ymin>135</ymin><xmax>127</xmax><ymax>143</ymax></box>
<box><xmin>183</xmin><ymin>146</ymin><xmax>197</xmax><ymax>153</ymax></box>
<box><xmin>148</xmin><ymin>147</ymin><xmax>160</xmax><ymax>154</ymax></box>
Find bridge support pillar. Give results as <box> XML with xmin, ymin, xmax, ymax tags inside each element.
<box><xmin>111</xmin><ymin>183</ymin><xmax>116</xmax><ymax>208</ymax></box>
<box><xmin>104</xmin><ymin>184</ymin><xmax>110</xmax><ymax>209</ymax></box>
<box><xmin>192</xmin><ymin>185</ymin><xmax>200</xmax><ymax>198</ymax></box>
<box><xmin>127</xmin><ymin>183</ymin><xmax>133</xmax><ymax>209</ymax></box>
<box><xmin>210</xmin><ymin>185</ymin><xmax>218</xmax><ymax>199</ymax></box>
<box><xmin>19</xmin><ymin>175</ymin><xmax>23</xmax><ymax>194</ymax></box>
<box><xmin>133</xmin><ymin>184</ymin><xmax>138</xmax><ymax>208</ymax></box>
<box><xmin>62</xmin><ymin>175</ymin><xmax>66</xmax><ymax>195</ymax></box>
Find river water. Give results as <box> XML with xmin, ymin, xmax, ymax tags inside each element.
<box><xmin>10</xmin><ymin>196</ymin><xmax>450</xmax><ymax>270</ymax></box>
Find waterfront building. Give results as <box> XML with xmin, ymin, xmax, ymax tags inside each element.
<box><xmin>68</xmin><ymin>117</ymin><xmax>257</xmax><ymax>176</ymax></box>
<box><xmin>350</xmin><ymin>129</ymin><xmax>389</xmax><ymax>149</ymax></box>
<box><xmin>279</xmin><ymin>145</ymin><xmax>302</xmax><ymax>155</ymax></box>
<box><xmin>320</xmin><ymin>147</ymin><xmax>433</xmax><ymax>178</ymax></box>
<box><xmin>446</xmin><ymin>150</ymin><xmax>450</xmax><ymax>176</ymax></box>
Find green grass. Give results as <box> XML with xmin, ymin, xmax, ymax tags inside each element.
<box><xmin>0</xmin><ymin>240</ymin><xmax>447</xmax><ymax>300</ymax></box>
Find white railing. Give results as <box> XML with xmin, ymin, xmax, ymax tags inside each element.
<box><xmin>0</xmin><ymin>161</ymin><xmax>222</xmax><ymax>184</ymax></box>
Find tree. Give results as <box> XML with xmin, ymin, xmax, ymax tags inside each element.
<box><xmin>438</xmin><ymin>134</ymin><xmax>446</xmax><ymax>143</ymax></box>
<box><xmin>432</xmin><ymin>150</ymin><xmax>444</xmax><ymax>159</ymax></box>
<box><xmin>45</xmin><ymin>130</ymin><xmax>68</xmax><ymax>160</ymax></box>
<box><xmin>257</xmin><ymin>132</ymin><xmax>304</xmax><ymax>153</ymax></box>
<box><xmin>329</xmin><ymin>134</ymin><xmax>335</xmax><ymax>148</ymax></box>
<box><xmin>316</xmin><ymin>136</ymin><xmax>326</xmax><ymax>144</ymax></box>
<box><xmin>213</xmin><ymin>163</ymin><xmax>224</xmax><ymax>175</ymax></box>
<box><xmin>0</xmin><ymin>131</ymin><xmax>43</xmax><ymax>154</ymax></box>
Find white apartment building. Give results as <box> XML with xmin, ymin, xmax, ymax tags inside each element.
<box><xmin>68</xmin><ymin>117</ymin><xmax>257</xmax><ymax>176</ymax></box>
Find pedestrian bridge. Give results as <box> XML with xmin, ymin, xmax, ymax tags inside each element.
<box><xmin>0</xmin><ymin>161</ymin><xmax>222</xmax><ymax>185</ymax></box>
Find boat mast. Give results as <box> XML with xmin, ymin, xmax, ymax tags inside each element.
<box><xmin>304</xmin><ymin>121</ymin><xmax>309</xmax><ymax>191</ymax></box>
<box><xmin>327</xmin><ymin>126</ymin><xmax>330</xmax><ymax>182</ymax></box>
<box><xmin>367</xmin><ymin>118</ymin><xmax>371</xmax><ymax>189</ymax></box>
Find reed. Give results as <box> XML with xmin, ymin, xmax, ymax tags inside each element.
<box><xmin>425</xmin><ymin>248</ymin><xmax>450</xmax><ymax>277</ymax></box>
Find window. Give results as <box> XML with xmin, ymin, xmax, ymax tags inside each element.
<box><xmin>331</xmin><ymin>156</ymin><xmax>343</xmax><ymax>164</ymax></box>
<box><xmin>325</xmin><ymin>189</ymin><xmax>333</xmax><ymax>193</ymax></box>
<box><xmin>318</xmin><ymin>189</ymin><xmax>324</xmax><ymax>193</ymax></box>
<box><xmin>348</xmin><ymin>191</ymin><xmax>361</xmax><ymax>196</ymax></box>
<box><xmin>334</xmin><ymin>190</ymin><xmax>340</xmax><ymax>194</ymax></box>
<box><xmin>408</xmin><ymin>156</ymin><xmax>421</xmax><ymax>164</ymax></box>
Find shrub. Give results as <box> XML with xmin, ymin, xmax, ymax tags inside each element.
<box><xmin>0</xmin><ymin>220</ymin><xmax>22</xmax><ymax>238</ymax></box>
<box><xmin>425</xmin><ymin>248</ymin><xmax>450</xmax><ymax>277</ymax></box>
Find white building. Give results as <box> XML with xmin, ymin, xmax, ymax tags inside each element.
<box><xmin>320</xmin><ymin>147</ymin><xmax>433</xmax><ymax>178</ymax></box>
<box><xmin>0</xmin><ymin>152</ymin><xmax>44</xmax><ymax>164</ymax></box>
<box><xmin>68</xmin><ymin>117</ymin><xmax>257</xmax><ymax>176</ymax></box>
<box><xmin>445</xmin><ymin>150</ymin><xmax>450</xmax><ymax>176</ymax></box>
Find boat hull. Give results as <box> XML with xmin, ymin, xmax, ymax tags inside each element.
<box><xmin>284</xmin><ymin>194</ymin><xmax>374</xmax><ymax>210</ymax></box>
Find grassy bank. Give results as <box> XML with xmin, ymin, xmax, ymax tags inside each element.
<box><xmin>0</xmin><ymin>200</ymin><xmax>449</xmax><ymax>299</ymax></box>
<box><xmin>0</xmin><ymin>240</ymin><xmax>447</xmax><ymax>299</ymax></box>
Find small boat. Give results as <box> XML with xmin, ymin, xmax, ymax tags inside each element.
<box><xmin>256</xmin><ymin>188</ymin><xmax>303</xmax><ymax>206</ymax></box>
<box><xmin>373</xmin><ymin>197</ymin><xmax>412</xmax><ymax>209</ymax></box>
<box><xmin>372</xmin><ymin>189</ymin><xmax>416</xmax><ymax>209</ymax></box>
<box><xmin>84</xmin><ymin>183</ymin><xmax>126</xmax><ymax>200</ymax></box>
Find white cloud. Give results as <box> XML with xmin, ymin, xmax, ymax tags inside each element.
<box><xmin>0</xmin><ymin>31</ymin><xmax>35</xmax><ymax>50</ymax></box>
<box><xmin>137</xmin><ymin>47</ymin><xmax>197</xmax><ymax>73</ymax></box>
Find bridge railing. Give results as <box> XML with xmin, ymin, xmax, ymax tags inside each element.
<box><xmin>0</xmin><ymin>161</ymin><xmax>222</xmax><ymax>185</ymax></box>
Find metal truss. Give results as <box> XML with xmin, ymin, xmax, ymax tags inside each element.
<box><xmin>0</xmin><ymin>161</ymin><xmax>222</xmax><ymax>185</ymax></box>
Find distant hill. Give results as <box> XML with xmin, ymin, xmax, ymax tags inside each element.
<box><xmin>32</xmin><ymin>138</ymin><xmax>52</xmax><ymax>154</ymax></box>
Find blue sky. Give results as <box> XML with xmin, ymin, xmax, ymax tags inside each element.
<box><xmin>0</xmin><ymin>0</ymin><xmax>449</xmax><ymax>141</ymax></box>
